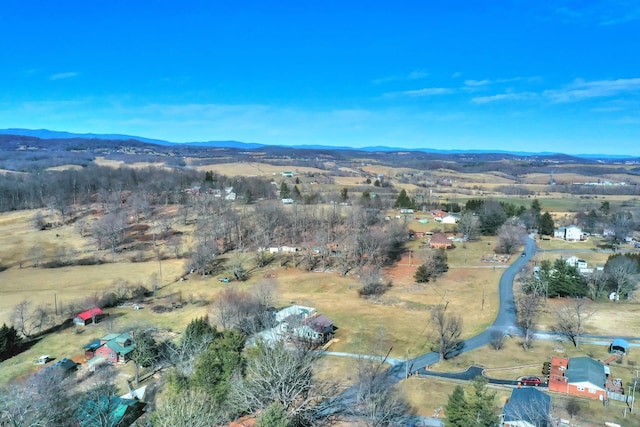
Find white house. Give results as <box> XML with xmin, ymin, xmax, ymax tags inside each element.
<box><xmin>565</xmin><ymin>256</ymin><xmax>588</xmax><ymax>270</ymax></box>
<box><xmin>554</xmin><ymin>225</ymin><xmax>582</xmax><ymax>241</ymax></box>
<box><xmin>441</xmin><ymin>214</ymin><xmax>458</xmax><ymax>224</ymax></box>
<box><xmin>275</xmin><ymin>305</ymin><xmax>316</xmax><ymax>323</ymax></box>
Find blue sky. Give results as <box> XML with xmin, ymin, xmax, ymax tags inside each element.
<box><xmin>1</xmin><ymin>1</ymin><xmax>639</xmax><ymax>155</ymax></box>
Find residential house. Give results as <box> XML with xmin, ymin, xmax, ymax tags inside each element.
<box><xmin>564</xmin><ymin>256</ymin><xmax>587</xmax><ymax>270</ymax></box>
<box><xmin>275</xmin><ymin>305</ymin><xmax>316</xmax><ymax>323</ymax></box>
<box><xmin>501</xmin><ymin>387</ymin><xmax>551</xmax><ymax>427</ymax></box>
<box><xmin>429</xmin><ymin>233</ymin><xmax>454</xmax><ymax>249</ymax></box>
<box><xmin>431</xmin><ymin>209</ymin><xmax>448</xmax><ymax>222</ymax></box>
<box><xmin>85</xmin><ymin>332</ymin><xmax>136</xmax><ymax>364</ymax></box>
<box><xmin>291</xmin><ymin>314</ymin><xmax>335</xmax><ymax>345</ymax></box>
<box><xmin>77</xmin><ymin>396</ymin><xmax>145</xmax><ymax>427</ymax></box>
<box><xmin>441</xmin><ymin>213</ymin><xmax>460</xmax><ymax>224</ymax></box>
<box><xmin>553</xmin><ymin>225</ymin><xmax>582</xmax><ymax>241</ymax></box>
<box><xmin>548</xmin><ymin>356</ymin><xmax>607</xmax><ymax>400</ymax></box>
<box><xmin>74</xmin><ymin>307</ymin><xmax>104</xmax><ymax>326</ymax></box>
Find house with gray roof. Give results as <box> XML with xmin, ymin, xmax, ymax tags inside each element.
<box><xmin>501</xmin><ymin>387</ymin><xmax>551</xmax><ymax>427</ymax></box>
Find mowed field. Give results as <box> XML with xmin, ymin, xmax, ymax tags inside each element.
<box><xmin>191</xmin><ymin>161</ymin><xmax>328</xmax><ymax>177</ymax></box>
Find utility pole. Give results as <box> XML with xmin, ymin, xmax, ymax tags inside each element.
<box><xmin>405</xmin><ymin>349</ymin><xmax>409</xmax><ymax>379</ymax></box>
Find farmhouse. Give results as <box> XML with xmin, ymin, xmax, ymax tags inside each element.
<box><xmin>553</xmin><ymin>225</ymin><xmax>582</xmax><ymax>241</ymax></box>
<box><xmin>440</xmin><ymin>214</ymin><xmax>460</xmax><ymax>224</ymax></box>
<box><xmin>564</xmin><ymin>256</ymin><xmax>587</xmax><ymax>270</ymax></box>
<box><xmin>73</xmin><ymin>307</ymin><xmax>105</xmax><ymax>326</ymax></box>
<box><xmin>275</xmin><ymin>305</ymin><xmax>316</xmax><ymax>323</ymax></box>
<box><xmin>501</xmin><ymin>387</ymin><xmax>551</xmax><ymax>427</ymax></box>
<box><xmin>548</xmin><ymin>356</ymin><xmax>607</xmax><ymax>400</ymax></box>
<box><xmin>429</xmin><ymin>233</ymin><xmax>454</xmax><ymax>249</ymax></box>
<box><xmin>84</xmin><ymin>331</ymin><xmax>135</xmax><ymax>364</ymax></box>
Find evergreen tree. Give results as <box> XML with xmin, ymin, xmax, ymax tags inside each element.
<box><xmin>279</xmin><ymin>182</ymin><xmax>290</xmax><ymax>199</ymax></box>
<box><xmin>292</xmin><ymin>185</ymin><xmax>302</xmax><ymax>200</ymax></box>
<box><xmin>393</xmin><ymin>189</ymin><xmax>414</xmax><ymax>209</ymax></box>
<box><xmin>445</xmin><ymin>385</ymin><xmax>470</xmax><ymax>427</ymax></box>
<box><xmin>192</xmin><ymin>329</ymin><xmax>245</xmax><ymax>403</ymax></box>
<box><xmin>256</xmin><ymin>403</ymin><xmax>290</xmax><ymax>427</ymax></box>
<box><xmin>479</xmin><ymin>200</ymin><xmax>507</xmax><ymax>235</ymax></box>
<box><xmin>244</xmin><ymin>189</ymin><xmax>254</xmax><ymax>204</ymax></box>
<box><xmin>340</xmin><ymin>187</ymin><xmax>348</xmax><ymax>201</ymax></box>
<box><xmin>414</xmin><ymin>264</ymin><xmax>431</xmax><ymax>283</ymax></box>
<box><xmin>539</xmin><ymin>211</ymin><xmax>555</xmax><ymax>236</ymax></box>
<box><xmin>0</xmin><ymin>323</ymin><xmax>22</xmax><ymax>360</ymax></box>
<box><xmin>469</xmin><ymin>376</ymin><xmax>498</xmax><ymax>427</ymax></box>
<box><xmin>530</xmin><ymin>199</ymin><xmax>542</xmax><ymax>215</ymax></box>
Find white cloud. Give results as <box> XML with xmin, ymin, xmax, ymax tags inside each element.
<box><xmin>451</xmin><ymin>72</ymin><xmax>462</xmax><ymax>78</ymax></box>
<box><xmin>387</xmin><ymin>87</ymin><xmax>454</xmax><ymax>97</ymax></box>
<box><xmin>373</xmin><ymin>70</ymin><xmax>429</xmax><ymax>84</ymax></box>
<box><xmin>472</xmin><ymin>92</ymin><xmax>536</xmax><ymax>104</ymax></box>
<box><xmin>49</xmin><ymin>72</ymin><xmax>79</xmax><ymax>80</ymax></box>
<box><xmin>543</xmin><ymin>78</ymin><xmax>640</xmax><ymax>103</ymax></box>
<box><xmin>465</xmin><ymin>79</ymin><xmax>491</xmax><ymax>86</ymax></box>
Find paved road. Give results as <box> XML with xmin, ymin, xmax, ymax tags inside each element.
<box><xmin>403</xmin><ymin>236</ymin><xmax>538</xmax><ymax>376</ymax></box>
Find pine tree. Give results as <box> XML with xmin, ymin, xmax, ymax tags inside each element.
<box><xmin>394</xmin><ymin>189</ymin><xmax>414</xmax><ymax>209</ymax></box>
<box><xmin>0</xmin><ymin>323</ymin><xmax>22</xmax><ymax>360</ymax></box>
<box><xmin>469</xmin><ymin>376</ymin><xmax>498</xmax><ymax>427</ymax></box>
<box><xmin>414</xmin><ymin>264</ymin><xmax>431</xmax><ymax>283</ymax></box>
<box><xmin>539</xmin><ymin>211</ymin><xmax>555</xmax><ymax>236</ymax></box>
<box><xmin>445</xmin><ymin>385</ymin><xmax>470</xmax><ymax>426</ymax></box>
<box><xmin>279</xmin><ymin>182</ymin><xmax>290</xmax><ymax>199</ymax></box>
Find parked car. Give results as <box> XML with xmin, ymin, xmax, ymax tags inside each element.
<box><xmin>218</xmin><ymin>277</ymin><xmax>230</xmax><ymax>283</ymax></box>
<box><xmin>521</xmin><ymin>376</ymin><xmax>541</xmax><ymax>386</ymax></box>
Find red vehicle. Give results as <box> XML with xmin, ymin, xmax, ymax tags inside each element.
<box><xmin>521</xmin><ymin>376</ymin><xmax>541</xmax><ymax>386</ymax></box>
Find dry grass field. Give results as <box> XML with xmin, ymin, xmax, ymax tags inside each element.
<box><xmin>2</xmin><ymin>159</ymin><xmax>640</xmax><ymax>425</ymax></box>
<box><xmin>192</xmin><ymin>161</ymin><xmax>327</xmax><ymax>177</ymax></box>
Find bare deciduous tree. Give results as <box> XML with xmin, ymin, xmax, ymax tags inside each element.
<box><xmin>232</xmin><ymin>341</ymin><xmax>342</xmax><ymax>426</ymax></box>
<box><xmin>494</xmin><ymin>224</ymin><xmax>525</xmax><ymax>255</ymax></box>
<box><xmin>0</xmin><ymin>368</ymin><xmax>77</xmax><ymax>427</ymax></box>
<box><xmin>553</xmin><ymin>298</ymin><xmax>594</xmax><ymax>348</ymax></box>
<box><xmin>457</xmin><ymin>211</ymin><xmax>480</xmax><ymax>241</ymax></box>
<box><xmin>93</xmin><ymin>211</ymin><xmax>126</xmax><ymax>253</ymax></box>
<box><xmin>586</xmin><ymin>270</ymin><xmax>608</xmax><ymax>300</ymax></box>
<box><xmin>430</xmin><ymin>305</ymin><xmax>464</xmax><ymax>361</ymax></box>
<box><xmin>605</xmin><ymin>255</ymin><xmax>638</xmax><ymax>300</ymax></box>
<box><xmin>515</xmin><ymin>293</ymin><xmax>543</xmax><ymax>350</ymax></box>
<box><xmin>149</xmin><ymin>389</ymin><xmax>225</xmax><ymax>427</ymax></box>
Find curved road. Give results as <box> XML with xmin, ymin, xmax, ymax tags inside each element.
<box><xmin>401</xmin><ymin>236</ymin><xmax>538</xmax><ymax>377</ymax></box>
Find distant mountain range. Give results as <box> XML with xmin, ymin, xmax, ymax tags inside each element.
<box><xmin>0</xmin><ymin>128</ymin><xmax>634</xmax><ymax>159</ymax></box>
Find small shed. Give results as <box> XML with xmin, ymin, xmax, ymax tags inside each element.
<box><xmin>74</xmin><ymin>307</ymin><xmax>104</xmax><ymax>326</ymax></box>
<box><xmin>609</xmin><ymin>339</ymin><xmax>629</xmax><ymax>355</ymax></box>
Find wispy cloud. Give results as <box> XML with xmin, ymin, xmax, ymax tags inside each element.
<box><xmin>543</xmin><ymin>78</ymin><xmax>640</xmax><ymax>103</ymax></box>
<box><xmin>552</xmin><ymin>2</ymin><xmax>640</xmax><ymax>26</ymax></box>
<box><xmin>464</xmin><ymin>77</ymin><xmax>532</xmax><ymax>87</ymax></box>
<box><xmin>49</xmin><ymin>72</ymin><xmax>79</xmax><ymax>81</ymax></box>
<box><xmin>472</xmin><ymin>92</ymin><xmax>536</xmax><ymax>104</ymax></box>
<box><xmin>451</xmin><ymin>72</ymin><xmax>462</xmax><ymax>79</ymax></box>
<box><xmin>386</xmin><ymin>87</ymin><xmax>454</xmax><ymax>97</ymax></box>
<box><xmin>373</xmin><ymin>70</ymin><xmax>429</xmax><ymax>84</ymax></box>
<box><xmin>465</xmin><ymin>79</ymin><xmax>491</xmax><ymax>87</ymax></box>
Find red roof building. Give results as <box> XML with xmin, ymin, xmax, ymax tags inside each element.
<box><xmin>74</xmin><ymin>307</ymin><xmax>104</xmax><ymax>326</ymax></box>
<box><xmin>429</xmin><ymin>233</ymin><xmax>454</xmax><ymax>249</ymax></box>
